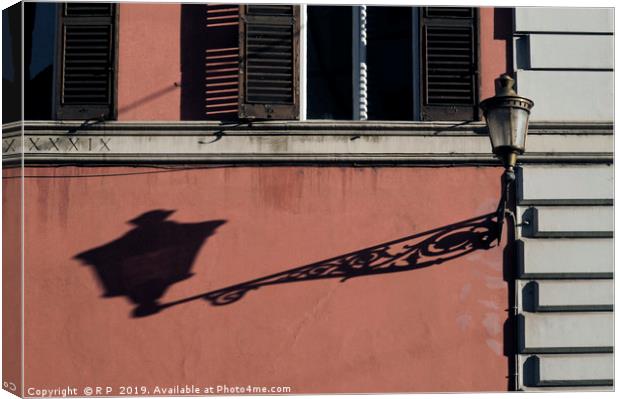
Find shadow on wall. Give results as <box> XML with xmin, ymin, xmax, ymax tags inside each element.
<box><xmin>493</xmin><ymin>7</ymin><xmax>514</xmax><ymax>79</ymax></box>
<box><xmin>159</xmin><ymin>213</ymin><xmax>500</xmax><ymax>314</ymax></box>
<box><xmin>180</xmin><ymin>4</ymin><xmax>208</xmax><ymax>120</ymax></box>
<box><xmin>74</xmin><ymin>210</ymin><xmax>226</xmax><ymax>317</ymax></box>
<box><xmin>180</xmin><ymin>4</ymin><xmax>239</xmax><ymax>121</ymax></box>
<box><xmin>76</xmin><ymin>212</ymin><xmax>499</xmax><ymax>319</ymax></box>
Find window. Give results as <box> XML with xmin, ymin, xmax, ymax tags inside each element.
<box><xmin>306</xmin><ymin>6</ymin><xmax>352</xmax><ymax>119</ymax></box>
<box><xmin>420</xmin><ymin>7</ymin><xmax>478</xmax><ymax>121</ymax></box>
<box><xmin>307</xmin><ymin>6</ymin><xmax>479</xmax><ymax>121</ymax></box>
<box><xmin>198</xmin><ymin>4</ymin><xmax>301</xmax><ymax>121</ymax></box>
<box><xmin>21</xmin><ymin>3</ymin><xmax>478</xmax><ymax>123</ymax></box>
<box><xmin>25</xmin><ymin>2</ymin><xmax>118</xmax><ymax>121</ymax></box>
<box><xmin>362</xmin><ymin>6</ymin><xmax>414</xmax><ymax>120</ymax></box>
<box><xmin>55</xmin><ymin>2</ymin><xmax>117</xmax><ymax>120</ymax></box>
<box><xmin>238</xmin><ymin>5</ymin><xmax>300</xmax><ymax>120</ymax></box>
<box><xmin>3</xmin><ymin>3</ymin><xmax>22</xmax><ymax>123</ymax></box>
<box><xmin>25</xmin><ymin>1</ymin><xmax>56</xmax><ymax>120</ymax></box>
<box><xmin>237</xmin><ymin>5</ymin><xmax>479</xmax><ymax>121</ymax></box>
<box><xmin>200</xmin><ymin>3</ymin><xmax>240</xmax><ymax>120</ymax></box>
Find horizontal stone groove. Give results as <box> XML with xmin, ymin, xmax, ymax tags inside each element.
<box><xmin>3</xmin><ymin>120</ymin><xmax>614</xmax><ymax>135</ymax></box>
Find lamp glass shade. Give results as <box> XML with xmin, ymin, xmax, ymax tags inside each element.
<box><xmin>485</xmin><ymin>106</ymin><xmax>530</xmax><ymax>155</ymax></box>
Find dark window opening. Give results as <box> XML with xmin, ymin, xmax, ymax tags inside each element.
<box><xmin>25</xmin><ymin>1</ymin><xmax>56</xmax><ymax>120</ymax></box>
<box><xmin>366</xmin><ymin>6</ymin><xmax>413</xmax><ymax>120</ymax></box>
<box><xmin>3</xmin><ymin>3</ymin><xmax>22</xmax><ymax>123</ymax></box>
<box><xmin>307</xmin><ymin>6</ymin><xmax>353</xmax><ymax>120</ymax></box>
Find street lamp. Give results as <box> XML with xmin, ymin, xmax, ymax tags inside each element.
<box><xmin>480</xmin><ymin>74</ymin><xmax>534</xmax><ymax>240</ymax></box>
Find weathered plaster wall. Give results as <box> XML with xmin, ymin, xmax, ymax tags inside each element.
<box><xmin>479</xmin><ymin>7</ymin><xmax>512</xmax><ymax>101</ymax></box>
<box><xmin>115</xmin><ymin>5</ymin><xmax>508</xmax><ymax>121</ymax></box>
<box><xmin>22</xmin><ymin>166</ymin><xmax>507</xmax><ymax>393</ymax></box>
<box><xmin>117</xmin><ymin>3</ymin><xmax>182</xmax><ymax>120</ymax></box>
<box><xmin>2</xmin><ymin>166</ymin><xmax>22</xmax><ymax>396</ymax></box>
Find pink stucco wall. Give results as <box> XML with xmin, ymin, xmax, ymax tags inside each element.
<box><xmin>2</xmin><ymin>167</ymin><xmax>22</xmax><ymax>397</ymax></box>
<box><xmin>116</xmin><ymin>4</ymin><xmax>510</xmax><ymax>121</ymax></box>
<box><xmin>479</xmin><ymin>7</ymin><xmax>512</xmax><ymax>101</ymax></box>
<box><xmin>21</xmin><ymin>166</ymin><xmax>508</xmax><ymax>393</ymax></box>
<box><xmin>117</xmin><ymin>3</ymin><xmax>181</xmax><ymax>120</ymax></box>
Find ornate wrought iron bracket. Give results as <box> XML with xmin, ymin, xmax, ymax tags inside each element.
<box><xmin>495</xmin><ymin>167</ymin><xmax>516</xmax><ymax>244</ymax></box>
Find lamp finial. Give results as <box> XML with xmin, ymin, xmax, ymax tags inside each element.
<box><xmin>496</xmin><ymin>74</ymin><xmax>517</xmax><ymax>97</ymax></box>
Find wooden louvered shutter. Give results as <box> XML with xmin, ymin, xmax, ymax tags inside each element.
<box><xmin>56</xmin><ymin>3</ymin><xmax>116</xmax><ymax>120</ymax></box>
<box><xmin>239</xmin><ymin>5</ymin><xmax>300</xmax><ymax>120</ymax></box>
<box><xmin>420</xmin><ymin>7</ymin><xmax>478</xmax><ymax>121</ymax></box>
<box><xmin>205</xmin><ymin>4</ymin><xmax>240</xmax><ymax>119</ymax></box>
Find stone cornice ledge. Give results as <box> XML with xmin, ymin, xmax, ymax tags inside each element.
<box><xmin>2</xmin><ymin>120</ymin><xmax>613</xmax><ymax>165</ymax></box>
